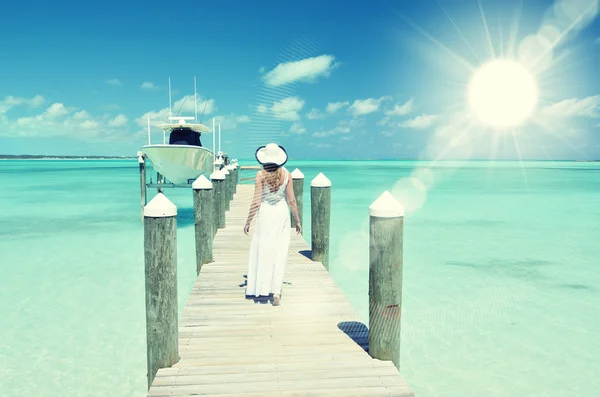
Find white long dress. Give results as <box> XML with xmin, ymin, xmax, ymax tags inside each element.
<box><xmin>246</xmin><ymin>169</ymin><xmax>291</xmax><ymax>297</ymax></box>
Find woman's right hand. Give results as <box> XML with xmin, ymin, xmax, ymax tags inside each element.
<box><xmin>244</xmin><ymin>223</ymin><xmax>250</xmax><ymax>235</ymax></box>
<box><xmin>295</xmin><ymin>223</ymin><xmax>302</xmax><ymax>235</ymax></box>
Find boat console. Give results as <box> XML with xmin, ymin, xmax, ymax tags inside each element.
<box><xmin>169</xmin><ymin>128</ymin><xmax>202</xmax><ymax>147</ymax></box>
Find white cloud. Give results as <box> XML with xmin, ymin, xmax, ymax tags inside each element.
<box><xmin>312</xmin><ymin>118</ymin><xmax>364</xmax><ymax>138</ymax></box>
<box><xmin>289</xmin><ymin>122</ymin><xmax>306</xmax><ymax>134</ymax></box>
<box><xmin>29</xmin><ymin>95</ymin><xmax>45</xmax><ymax>107</ymax></box>
<box><xmin>136</xmin><ymin>94</ymin><xmax>217</xmax><ymax>129</ymax></box>
<box><xmin>256</xmin><ymin>96</ymin><xmax>305</xmax><ymax>121</ymax></box>
<box><xmin>385</xmin><ymin>98</ymin><xmax>414</xmax><ymax>116</ymax></box>
<box><xmin>0</xmin><ymin>95</ymin><xmax>45</xmax><ymax>114</ymax></box>
<box><xmin>45</xmin><ymin>103</ymin><xmax>69</xmax><ymax>119</ymax></box>
<box><xmin>306</xmin><ymin>108</ymin><xmax>325</xmax><ymax>119</ymax></box>
<box><xmin>106</xmin><ymin>78</ymin><xmax>122</xmax><ymax>86</ymax></box>
<box><xmin>378</xmin><ymin>117</ymin><xmax>391</xmax><ymax>126</ymax></box>
<box><xmin>1</xmin><ymin>99</ymin><xmax>130</xmax><ymax>140</ymax></box>
<box><xmin>72</xmin><ymin>110</ymin><xmax>91</xmax><ymax>120</ymax></box>
<box><xmin>108</xmin><ymin>114</ymin><xmax>128</xmax><ymax>127</ymax></box>
<box><xmin>539</xmin><ymin>95</ymin><xmax>600</xmax><ymax>118</ymax></box>
<box><xmin>347</xmin><ymin>96</ymin><xmax>391</xmax><ymax>117</ymax></box>
<box><xmin>400</xmin><ymin>113</ymin><xmax>439</xmax><ymax>129</ymax></box>
<box><xmin>141</xmin><ymin>82</ymin><xmax>157</xmax><ymax>90</ymax></box>
<box><xmin>212</xmin><ymin>113</ymin><xmax>251</xmax><ymax>131</ymax></box>
<box><xmin>326</xmin><ymin>101</ymin><xmax>349</xmax><ymax>114</ymax></box>
<box><xmin>262</xmin><ymin>55</ymin><xmax>340</xmax><ymax>87</ymax></box>
<box><xmin>81</xmin><ymin>120</ymin><xmax>99</xmax><ymax>130</ymax></box>
<box><xmin>256</xmin><ymin>104</ymin><xmax>268</xmax><ymax>113</ymax></box>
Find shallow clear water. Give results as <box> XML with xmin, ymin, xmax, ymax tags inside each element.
<box><xmin>1</xmin><ymin>159</ymin><xmax>598</xmax><ymax>396</ymax></box>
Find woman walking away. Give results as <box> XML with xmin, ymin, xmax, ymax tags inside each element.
<box><xmin>244</xmin><ymin>143</ymin><xmax>302</xmax><ymax>306</ymax></box>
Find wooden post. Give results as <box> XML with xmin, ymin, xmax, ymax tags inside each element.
<box><xmin>138</xmin><ymin>151</ymin><xmax>147</xmax><ymax>221</ymax></box>
<box><xmin>311</xmin><ymin>172</ymin><xmax>331</xmax><ymax>270</ymax></box>
<box><xmin>210</xmin><ymin>170</ymin><xmax>226</xmax><ymax>229</ymax></box>
<box><xmin>232</xmin><ymin>163</ymin><xmax>238</xmax><ymax>194</ymax></box>
<box><xmin>291</xmin><ymin>168</ymin><xmax>304</xmax><ymax>231</ymax></box>
<box><xmin>143</xmin><ymin>193</ymin><xmax>179</xmax><ymax>389</ymax></box>
<box><xmin>226</xmin><ymin>164</ymin><xmax>235</xmax><ymax>201</ymax></box>
<box><xmin>221</xmin><ymin>166</ymin><xmax>231</xmax><ymax>211</ymax></box>
<box><xmin>192</xmin><ymin>175</ymin><xmax>213</xmax><ymax>274</ymax></box>
<box><xmin>368</xmin><ymin>191</ymin><xmax>404</xmax><ymax>371</ymax></box>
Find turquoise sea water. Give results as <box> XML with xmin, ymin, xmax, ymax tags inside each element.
<box><xmin>1</xmin><ymin>159</ymin><xmax>599</xmax><ymax>396</ymax></box>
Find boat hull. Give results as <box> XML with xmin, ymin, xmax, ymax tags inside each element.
<box><xmin>142</xmin><ymin>145</ymin><xmax>214</xmax><ymax>184</ymax></box>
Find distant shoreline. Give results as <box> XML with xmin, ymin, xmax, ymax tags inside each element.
<box><xmin>0</xmin><ymin>155</ymin><xmax>136</xmax><ymax>160</ymax></box>
<box><xmin>1</xmin><ymin>155</ymin><xmax>599</xmax><ymax>162</ymax></box>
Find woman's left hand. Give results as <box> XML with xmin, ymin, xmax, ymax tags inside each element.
<box><xmin>244</xmin><ymin>223</ymin><xmax>250</xmax><ymax>235</ymax></box>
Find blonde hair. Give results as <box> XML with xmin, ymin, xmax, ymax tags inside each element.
<box><xmin>261</xmin><ymin>166</ymin><xmax>283</xmax><ymax>192</ymax></box>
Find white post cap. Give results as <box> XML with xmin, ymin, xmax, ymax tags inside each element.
<box><xmin>311</xmin><ymin>172</ymin><xmax>331</xmax><ymax>187</ymax></box>
<box><xmin>213</xmin><ymin>158</ymin><xmax>224</xmax><ymax>165</ymax></box>
<box><xmin>291</xmin><ymin>168</ymin><xmax>304</xmax><ymax>179</ymax></box>
<box><xmin>144</xmin><ymin>193</ymin><xmax>177</xmax><ymax>217</ymax></box>
<box><xmin>137</xmin><ymin>151</ymin><xmax>145</xmax><ymax>163</ymax></box>
<box><xmin>192</xmin><ymin>174</ymin><xmax>212</xmax><ymax>190</ymax></box>
<box><xmin>225</xmin><ymin>164</ymin><xmax>235</xmax><ymax>171</ymax></box>
<box><xmin>222</xmin><ymin>167</ymin><xmax>230</xmax><ymax>175</ymax></box>
<box><xmin>369</xmin><ymin>191</ymin><xmax>405</xmax><ymax>218</ymax></box>
<box><xmin>210</xmin><ymin>170</ymin><xmax>226</xmax><ymax>181</ymax></box>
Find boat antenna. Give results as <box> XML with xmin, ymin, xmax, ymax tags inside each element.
<box><xmin>175</xmin><ymin>96</ymin><xmax>188</xmax><ymax>117</ymax></box>
<box><xmin>194</xmin><ymin>76</ymin><xmax>198</xmax><ymax>122</ymax></box>
<box><xmin>168</xmin><ymin>77</ymin><xmax>172</xmax><ymax>117</ymax></box>
<box><xmin>198</xmin><ymin>100</ymin><xmax>208</xmax><ymax>124</ymax></box>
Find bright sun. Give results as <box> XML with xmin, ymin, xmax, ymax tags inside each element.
<box><xmin>468</xmin><ymin>59</ymin><xmax>539</xmax><ymax>128</ymax></box>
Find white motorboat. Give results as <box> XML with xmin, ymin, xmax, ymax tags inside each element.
<box><xmin>142</xmin><ymin>117</ymin><xmax>214</xmax><ymax>184</ymax></box>
<box><xmin>141</xmin><ymin>77</ymin><xmax>216</xmax><ymax>184</ymax></box>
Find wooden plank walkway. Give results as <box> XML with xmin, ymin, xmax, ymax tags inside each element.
<box><xmin>148</xmin><ymin>184</ymin><xmax>415</xmax><ymax>396</ymax></box>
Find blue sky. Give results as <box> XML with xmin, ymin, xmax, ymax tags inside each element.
<box><xmin>1</xmin><ymin>0</ymin><xmax>600</xmax><ymax>160</ymax></box>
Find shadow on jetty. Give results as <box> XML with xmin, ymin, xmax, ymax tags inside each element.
<box><xmin>338</xmin><ymin>321</ymin><xmax>369</xmax><ymax>352</ymax></box>
<box><xmin>298</xmin><ymin>250</ymin><xmax>312</xmax><ymax>260</ymax></box>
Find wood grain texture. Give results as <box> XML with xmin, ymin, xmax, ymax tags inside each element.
<box><xmin>193</xmin><ymin>187</ymin><xmax>214</xmax><ymax>274</ymax></box>
<box><xmin>147</xmin><ymin>184</ymin><xmax>414</xmax><ymax>396</ymax></box>
<box><xmin>369</xmin><ymin>215</ymin><xmax>404</xmax><ymax>370</ymax></box>
<box><xmin>140</xmin><ymin>159</ymin><xmax>147</xmax><ymax>221</ymax></box>
<box><xmin>144</xmin><ymin>215</ymin><xmax>179</xmax><ymax>389</ymax></box>
<box><xmin>212</xmin><ymin>183</ymin><xmax>218</xmax><ymax>237</ymax></box>
<box><xmin>291</xmin><ymin>175</ymin><xmax>303</xmax><ymax>231</ymax></box>
<box><xmin>310</xmin><ymin>185</ymin><xmax>331</xmax><ymax>270</ymax></box>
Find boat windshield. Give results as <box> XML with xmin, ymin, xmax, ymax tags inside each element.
<box><xmin>169</xmin><ymin>128</ymin><xmax>201</xmax><ymax>146</ymax></box>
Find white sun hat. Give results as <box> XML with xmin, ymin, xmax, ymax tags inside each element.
<box><xmin>255</xmin><ymin>143</ymin><xmax>288</xmax><ymax>166</ymax></box>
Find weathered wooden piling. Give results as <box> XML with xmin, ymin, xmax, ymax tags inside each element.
<box><xmin>311</xmin><ymin>172</ymin><xmax>331</xmax><ymax>270</ymax></box>
<box><xmin>143</xmin><ymin>193</ymin><xmax>179</xmax><ymax>388</ymax></box>
<box><xmin>221</xmin><ymin>166</ymin><xmax>231</xmax><ymax>211</ymax></box>
<box><xmin>192</xmin><ymin>175</ymin><xmax>213</xmax><ymax>274</ymax></box>
<box><xmin>291</xmin><ymin>168</ymin><xmax>304</xmax><ymax>231</ymax></box>
<box><xmin>231</xmin><ymin>162</ymin><xmax>238</xmax><ymax>194</ymax></box>
<box><xmin>226</xmin><ymin>164</ymin><xmax>235</xmax><ymax>200</ymax></box>
<box><xmin>138</xmin><ymin>151</ymin><xmax>147</xmax><ymax>221</ymax></box>
<box><xmin>210</xmin><ymin>169</ymin><xmax>226</xmax><ymax>229</ymax></box>
<box><xmin>368</xmin><ymin>191</ymin><xmax>404</xmax><ymax>371</ymax></box>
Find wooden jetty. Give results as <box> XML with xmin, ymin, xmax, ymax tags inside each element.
<box><xmin>144</xmin><ymin>168</ymin><xmax>414</xmax><ymax>396</ymax></box>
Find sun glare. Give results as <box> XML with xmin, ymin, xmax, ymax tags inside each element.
<box><xmin>467</xmin><ymin>59</ymin><xmax>539</xmax><ymax>128</ymax></box>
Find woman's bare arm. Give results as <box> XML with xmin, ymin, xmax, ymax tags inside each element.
<box><xmin>285</xmin><ymin>170</ymin><xmax>300</xmax><ymax>226</ymax></box>
<box><xmin>245</xmin><ymin>171</ymin><xmax>263</xmax><ymax>226</ymax></box>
